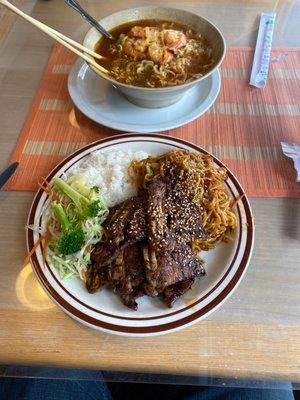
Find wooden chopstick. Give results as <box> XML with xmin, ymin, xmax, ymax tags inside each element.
<box><xmin>0</xmin><ymin>0</ymin><xmax>109</xmax><ymax>75</ymax></box>
<box><xmin>46</xmin><ymin>27</ymin><xmax>102</xmax><ymax>60</ymax></box>
<box><xmin>0</xmin><ymin>0</ymin><xmax>101</xmax><ymax>59</ymax></box>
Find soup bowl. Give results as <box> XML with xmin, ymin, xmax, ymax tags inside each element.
<box><xmin>83</xmin><ymin>6</ymin><xmax>226</xmax><ymax>108</ymax></box>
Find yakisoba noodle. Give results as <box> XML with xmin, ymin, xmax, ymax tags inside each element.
<box><xmin>129</xmin><ymin>149</ymin><xmax>237</xmax><ymax>251</ymax></box>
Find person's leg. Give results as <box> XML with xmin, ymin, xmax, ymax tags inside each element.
<box><xmin>183</xmin><ymin>386</ymin><xmax>295</xmax><ymax>400</ymax></box>
<box><xmin>0</xmin><ymin>377</ymin><xmax>295</xmax><ymax>400</ymax></box>
<box><xmin>108</xmin><ymin>381</ymin><xmax>198</xmax><ymax>400</ymax></box>
<box><xmin>0</xmin><ymin>377</ymin><xmax>112</xmax><ymax>400</ymax></box>
<box><xmin>108</xmin><ymin>382</ymin><xmax>295</xmax><ymax>400</ymax></box>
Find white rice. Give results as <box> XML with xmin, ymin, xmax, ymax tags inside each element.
<box><xmin>66</xmin><ymin>150</ymin><xmax>149</xmax><ymax>207</ymax></box>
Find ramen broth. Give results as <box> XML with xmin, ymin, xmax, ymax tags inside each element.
<box><xmin>94</xmin><ymin>19</ymin><xmax>214</xmax><ymax>88</ymax></box>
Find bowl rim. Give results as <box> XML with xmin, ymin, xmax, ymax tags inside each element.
<box><xmin>82</xmin><ymin>6</ymin><xmax>226</xmax><ymax>91</ymax></box>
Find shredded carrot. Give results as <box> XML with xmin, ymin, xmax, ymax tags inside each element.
<box><xmin>24</xmin><ymin>234</ymin><xmax>45</xmax><ymax>266</ymax></box>
<box><xmin>38</xmin><ymin>177</ymin><xmax>60</xmax><ymax>202</ymax></box>
<box><xmin>41</xmin><ymin>176</ymin><xmax>52</xmax><ymax>188</ymax></box>
<box><xmin>40</xmin><ymin>176</ymin><xmax>51</xmax><ymax>191</ymax></box>
<box><xmin>231</xmin><ymin>194</ymin><xmax>245</xmax><ymax>209</ymax></box>
<box><xmin>38</xmin><ymin>183</ymin><xmax>57</xmax><ymax>202</ymax></box>
<box><xmin>25</xmin><ymin>179</ymin><xmax>58</xmax><ymax>267</ymax></box>
<box><xmin>38</xmin><ymin>182</ymin><xmax>50</xmax><ymax>194</ymax></box>
<box><xmin>25</xmin><ymin>223</ymin><xmax>51</xmax><ymax>267</ymax></box>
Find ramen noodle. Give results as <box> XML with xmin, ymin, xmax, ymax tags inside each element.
<box><xmin>95</xmin><ymin>19</ymin><xmax>214</xmax><ymax>88</ymax></box>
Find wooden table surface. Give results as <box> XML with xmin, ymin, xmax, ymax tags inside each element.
<box><xmin>0</xmin><ymin>0</ymin><xmax>300</xmax><ymax>383</ymax></box>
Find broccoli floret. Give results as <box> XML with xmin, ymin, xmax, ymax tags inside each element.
<box><xmin>52</xmin><ymin>177</ymin><xmax>103</xmax><ymax>219</ymax></box>
<box><xmin>52</xmin><ymin>202</ymin><xmax>85</xmax><ymax>255</ymax></box>
<box><xmin>58</xmin><ymin>230</ymin><xmax>85</xmax><ymax>256</ymax></box>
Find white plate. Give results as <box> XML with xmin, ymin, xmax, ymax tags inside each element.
<box><xmin>68</xmin><ymin>60</ymin><xmax>221</xmax><ymax>133</ymax></box>
<box><xmin>27</xmin><ymin>134</ymin><xmax>254</xmax><ymax>337</ymax></box>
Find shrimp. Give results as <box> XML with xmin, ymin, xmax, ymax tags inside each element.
<box><xmin>162</xmin><ymin>29</ymin><xmax>187</xmax><ymax>50</ymax></box>
<box><xmin>123</xmin><ymin>26</ymin><xmax>184</xmax><ymax>64</ymax></box>
<box><xmin>123</xmin><ymin>38</ymin><xmax>147</xmax><ymax>60</ymax></box>
<box><xmin>145</xmin><ymin>27</ymin><xmax>160</xmax><ymax>42</ymax></box>
<box><xmin>129</xmin><ymin>26</ymin><xmax>146</xmax><ymax>38</ymax></box>
<box><xmin>148</xmin><ymin>42</ymin><xmax>173</xmax><ymax>65</ymax></box>
<box><xmin>129</xmin><ymin>26</ymin><xmax>160</xmax><ymax>41</ymax></box>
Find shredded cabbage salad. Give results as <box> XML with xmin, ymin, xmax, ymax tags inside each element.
<box><xmin>41</xmin><ymin>174</ymin><xmax>108</xmax><ymax>280</ymax></box>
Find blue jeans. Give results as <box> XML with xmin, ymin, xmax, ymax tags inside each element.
<box><xmin>0</xmin><ymin>378</ymin><xmax>295</xmax><ymax>400</ymax></box>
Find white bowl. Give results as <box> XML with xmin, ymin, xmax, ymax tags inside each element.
<box><xmin>83</xmin><ymin>6</ymin><xmax>226</xmax><ymax>108</ymax></box>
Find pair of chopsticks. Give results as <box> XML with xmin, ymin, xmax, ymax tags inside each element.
<box><xmin>0</xmin><ymin>0</ymin><xmax>109</xmax><ymax>75</ymax></box>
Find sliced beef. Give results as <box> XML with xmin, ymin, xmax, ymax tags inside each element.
<box><xmin>90</xmin><ymin>243</ymin><xmax>121</xmax><ymax>268</ymax></box>
<box><xmin>103</xmin><ymin>199</ymin><xmax>129</xmax><ymax>234</ymax></box>
<box><xmin>116</xmin><ymin>286</ymin><xmax>144</xmax><ymax>311</ymax></box>
<box><xmin>163</xmin><ymin>278</ymin><xmax>195</xmax><ymax>308</ymax></box>
<box><xmin>146</xmin><ymin>179</ymin><xmax>176</xmax><ymax>252</ymax></box>
<box><xmin>146</xmin><ymin>178</ymin><xmax>205</xmax><ymax>251</ymax></box>
<box><xmin>113</xmin><ymin>244</ymin><xmax>145</xmax><ymax>310</ymax></box>
<box><xmin>91</xmin><ymin>193</ymin><xmax>147</xmax><ymax>268</ymax></box>
<box><xmin>126</xmin><ymin>198</ymin><xmax>147</xmax><ymax>242</ymax></box>
<box><xmin>87</xmin><ymin>176</ymin><xmax>207</xmax><ymax>309</ymax></box>
<box><xmin>123</xmin><ymin>244</ymin><xmax>145</xmax><ymax>288</ymax></box>
<box><xmin>166</xmin><ymin>189</ymin><xmax>207</xmax><ymax>243</ymax></box>
<box><xmin>143</xmin><ymin>244</ymin><xmax>205</xmax><ymax>296</ymax></box>
<box><xmin>108</xmin><ymin>250</ymin><xmax>126</xmax><ymax>282</ymax></box>
<box><xmin>105</xmin><ymin>198</ymin><xmax>137</xmax><ymax>247</ymax></box>
<box><xmin>86</xmin><ymin>262</ymin><xmax>108</xmax><ymax>293</ymax></box>
<box><xmin>87</xmin><ymin>244</ymin><xmax>145</xmax><ymax>308</ymax></box>
<box><xmin>107</xmin><ymin>193</ymin><xmax>147</xmax><ymax>246</ymax></box>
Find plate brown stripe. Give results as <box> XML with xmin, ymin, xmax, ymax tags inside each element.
<box><xmin>38</xmin><ymin>141</ymin><xmax>243</xmax><ymax>321</ymax></box>
<box><xmin>27</xmin><ymin>134</ymin><xmax>254</xmax><ymax>334</ymax></box>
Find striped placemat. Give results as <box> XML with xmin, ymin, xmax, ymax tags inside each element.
<box><xmin>4</xmin><ymin>44</ymin><xmax>300</xmax><ymax>197</ymax></box>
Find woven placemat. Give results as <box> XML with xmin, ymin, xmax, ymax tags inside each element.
<box><xmin>4</xmin><ymin>44</ymin><xmax>300</xmax><ymax>197</ymax></box>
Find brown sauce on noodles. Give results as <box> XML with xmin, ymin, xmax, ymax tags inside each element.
<box><xmin>94</xmin><ymin>19</ymin><xmax>214</xmax><ymax>88</ymax></box>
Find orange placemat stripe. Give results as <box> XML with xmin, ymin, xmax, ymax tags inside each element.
<box><xmin>4</xmin><ymin>44</ymin><xmax>300</xmax><ymax>197</ymax></box>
